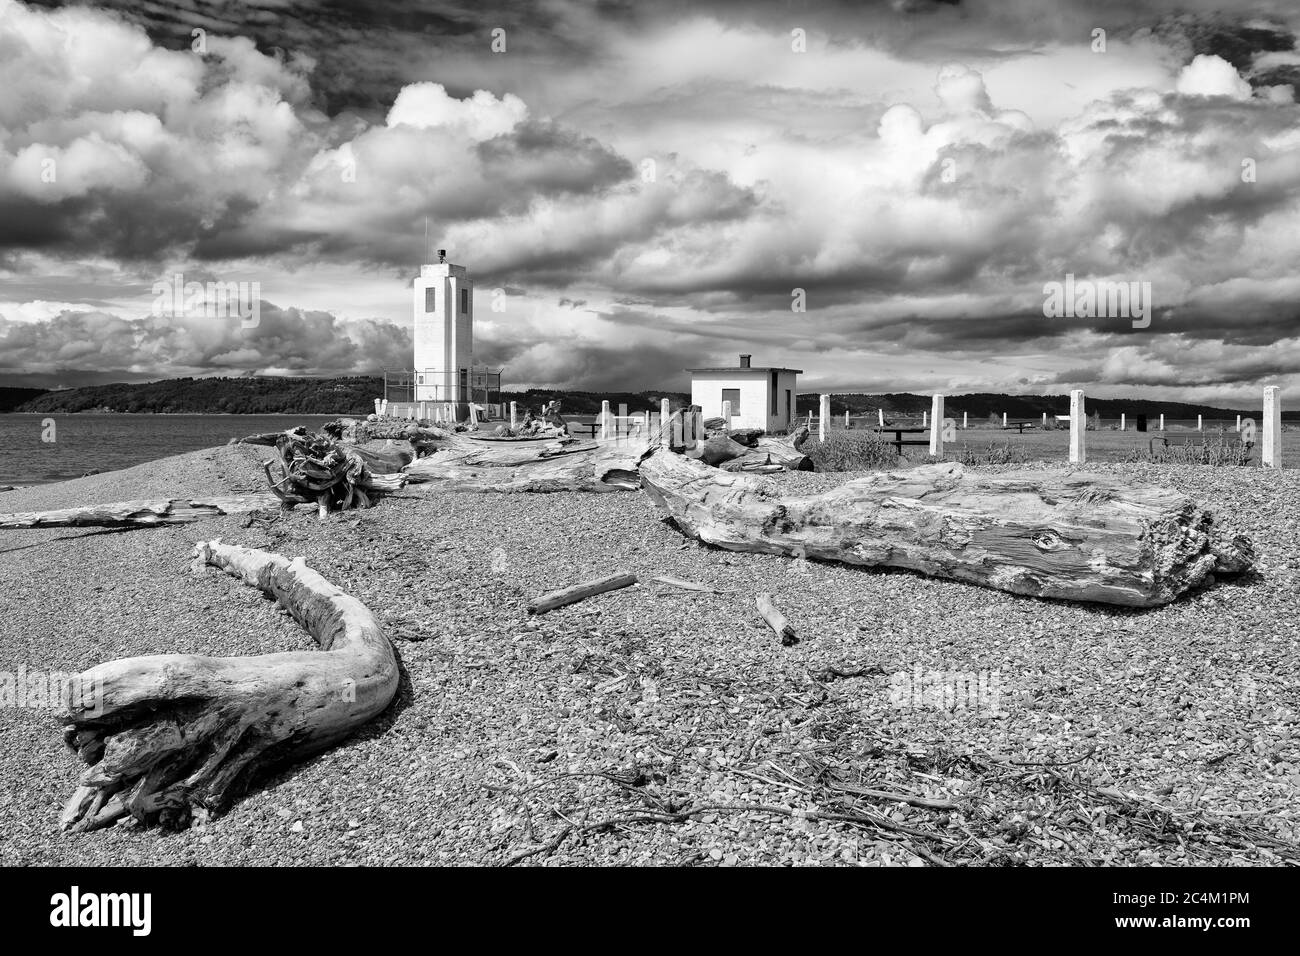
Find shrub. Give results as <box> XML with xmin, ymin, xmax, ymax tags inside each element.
<box><xmin>804</xmin><ymin>430</ymin><xmax>900</xmax><ymax>471</ymax></box>
<box><xmin>956</xmin><ymin>441</ymin><xmax>1028</xmax><ymax>466</ymax></box>
<box><xmin>1126</xmin><ymin>433</ymin><xmax>1253</xmax><ymax>466</ymax></box>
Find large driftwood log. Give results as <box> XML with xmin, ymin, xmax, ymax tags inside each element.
<box><xmin>59</xmin><ymin>540</ymin><xmax>399</xmax><ymax>832</ymax></box>
<box><xmin>0</xmin><ymin>495</ymin><xmax>282</xmax><ymax>529</ymax></box>
<box><xmin>638</xmin><ymin>452</ymin><xmax>1254</xmax><ymax>607</ymax></box>
<box><xmin>405</xmin><ymin>435</ymin><xmax>654</xmax><ymax>492</ymax></box>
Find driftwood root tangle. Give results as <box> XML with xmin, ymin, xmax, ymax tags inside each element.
<box><xmin>262</xmin><ymin>429</ymin><xmax>410</xmax><ymax>517</ymax></box>
<box><xmin>639</xmin><ymin>453</ymin><xmax>1254</xmax><ymax>607</ymax></box>
<box><xmin>58</xmin><ymin>540</ymin><xmax>399</xmax><ymax>833</ymax></box>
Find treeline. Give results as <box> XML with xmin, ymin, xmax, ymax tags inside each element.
<box><xmin>502</xmin><ymin>389</ymin><xmax>690</xmax><ymax>415</ymax></box>
<box><xmin>9</xmin><ymin>377</ymin><xmax>692</xmax><ymax>416</ymax></box>
<box><xmin>795</xmin><ymin>391</ymin><xmax>1294</xmax><ymax>420</ymax></box>
<box><xmin>0</xmin><ymin>387</ymin><xmax>48</xmax><ymax>412</ymax></box>
<box><xmin>15</xmin><ymin>377</ymin><xmax>384</xmax><ymax>414</ymax></box>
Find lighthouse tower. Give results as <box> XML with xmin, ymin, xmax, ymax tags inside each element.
<box><xmin>413</xmin><ymin>251</ymin><xmax>473</xmax><ymax>419</ymax></box>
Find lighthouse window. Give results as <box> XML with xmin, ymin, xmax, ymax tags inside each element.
<box><xmin>425</xmin><ymin>288</ymin><xmax>436</xmax><ymax>313</ymax></box>
<box><xmin>460</xmin><ymin>288</ymin><xmax>469</xmax><ymax>313</ymax></box>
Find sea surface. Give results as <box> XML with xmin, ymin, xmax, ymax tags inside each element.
<box><xmin>0</xmin><ymin>413</ymin><xmax>346</xmax><ymax>485</ymax></box>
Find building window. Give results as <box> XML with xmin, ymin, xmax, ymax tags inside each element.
<box><xmin>460</xmin><ymin>288</ymin><xmax>469</xmax><ymax>313</ymax></box>
<box><xmin>425</xmin><ymin>288</ymin><xmax>436</xmax><ymax>313</ymax></box>
<box><xmin>770</xmin><ymin>371</ymin><xmax>778</xmax><ymax>414</ymax></box>
<box><xmin>721</xmin><ymin>388</ymin><xmax>740</xmax><ymax>415</ymax></box>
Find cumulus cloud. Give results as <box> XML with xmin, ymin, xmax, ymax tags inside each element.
<box><xmin>5</xmin><ymin>0</ymin><xmax>1300</xmax><ymax>402</ymax></box>
<box><xmin>1176</xmin><ymin>54</ymin><xmax>1255</xmax><ymax>98</ymax></box>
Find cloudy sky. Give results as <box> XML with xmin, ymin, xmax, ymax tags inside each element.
<box><xmin>2</xmin><ymin>0</ymin><xmax>1299</xmax><ymax>403</ymax></box>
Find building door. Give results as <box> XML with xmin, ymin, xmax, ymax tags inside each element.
<box><xmin>785</xmin><ymin>390</ymin><xmax>792</xmax><ymax>425</ymax></box>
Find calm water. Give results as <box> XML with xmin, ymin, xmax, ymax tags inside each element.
<box><xmin>0</xmin><ymin>413</ymin><xmax>346</xmax><ymax>485</ymax></box>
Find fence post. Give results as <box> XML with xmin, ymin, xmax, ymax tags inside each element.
<box><xmin>1197</xmin><ymin>414</ymin><xmax>1202</xmax><ymax>432</ymax></box>
<box><xmin>819</xmin><ymin>394</ymin><xmax>830</xmax><ymax>442</ymax></box>
<box><xmin>1120</xmin><ymin>413</ymin><xmax>1125</xmax><ymax>432</ymax></box>
<box><xmin>1042</xmin><ymin>412</ymin><xmax>1047</xmax><ymax>427</ymax></box>
<box><xmin>1263</xmin><ymin>386</ymin><xmax>1282</xmax><ymax>469</ymax></box>
<box><xmin>1159</xmin><ymin>414</ymin><xmax>1165</xmax><ymax>432</ymax></box>
<box><xmin>509</xmin><ymin>401</ymin><xmax>517</xmax><ymax>428</ymax></box>
<box><xmin>922</xmin><ymin>410</ymin><xmax>928</xmax><ymax>428</ymax></box>
<box><xmin>600</xmin><ymin>400</ymin><xmax>612</xmax><ymax>440</ymax></box>
<box><xmin>1002</xmin><ymin>412</ymin><xmax>1008</xmax><ymax>428</ymax></box>
<box><xmin>929</xmin><ymin>394</ymin><xmax>944</xmax><ymax>457</ymax></box>
<box><xmin>722</xmin><ymin>400</ymin><xmax>733</xmax><ymax>429</ymax></box>
<box><xmin>660</xmin><ymin>398</ymin><xmax>671</xmax><ymax>447</ymax></box>
<box><xmin>1236</xmin><ymin>414</ymin><xmax>1242</xmax><ymax>432</ymax></box>
<box><xmin>878</xmin><ymin>408</ymin><xmax>885</xmax><ymax>427</ymax></box>
<box><xmin>962</xmin><ymin>411</ymin><xmax>968</xmax><ymax>429</ymax></box>
<box><xmin>844</xmin><ymin>410</ymin><xmax>850</xmax><ymax>428</ymax></box>
<box><xmin>1069</xmin><ymin>390</ymin><xmax>1086</xmax><ymax>464</ymax></box>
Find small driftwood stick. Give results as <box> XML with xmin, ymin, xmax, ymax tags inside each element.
<box><xmin>755</xmin><ymin>593</ymin><xmax>798</xmax><ymax>645</ymax></box>
<box><xmin>649</xmin><ymin>575</ymin><xmax>725</xmax><ymax>595</ymax></box>
<box><xmin>528</xmin><ymin>572</ymin><xmax>638</xmax><ymax>614</ymax></box>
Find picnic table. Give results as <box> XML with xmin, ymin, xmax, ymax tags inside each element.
<box><xmin>1002</xmin><ymin>421</ymin><xmax>1035</xmax><ymax>434</ymax></box>
<box><xmin>873</xmin><ymin>426</ymin><xmax>929</xmax><ymax>453</ymax></box>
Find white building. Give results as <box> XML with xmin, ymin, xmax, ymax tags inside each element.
<box><xmin>687</xmin><ymin>354</ymin><xmax>802</xmax><ymax>433</ymax></box>
<box><xmin>413</xmin><ymin>254</ymin><xmax>474</xmax><ymax>412</ymax></box>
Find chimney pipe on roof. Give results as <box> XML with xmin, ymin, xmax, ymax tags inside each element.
<box><xmin>739</xmin><ymin>354</ymin><xmax>751</xmax><ymax>368</ymax></box>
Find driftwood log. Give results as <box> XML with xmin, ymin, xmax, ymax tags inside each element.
<box><xmin>528</xmin><ymin>572</ymin><xmax>638</xmax><ymax>614</ymax></box>
<box><xmin>720</xmin><ymin>425</ymin><xmax>812</xmax><ymax>473</ymax></box>
<box><xmin>755</xmin><ymin>593</ymin><xmax>798</xmax><ymax>645</ymax></box>
<box><xmin>406</xmin><ymin>435</ymin><xmax>654</xmax><ymax>492</ymax></box>
<box><xmin>0</xmin><ymin>495</ymin><xmax>282</xmax><ymax>529</ymax></box>
<box><xmin>59</xmin><ymin>540</ymin><xmax>398</xmax><ymax>832</ymax></box>
<box><xmin>638</xmin><ymin>453</ymin><xmax>1254</xmax><ymax>607</ymax></box>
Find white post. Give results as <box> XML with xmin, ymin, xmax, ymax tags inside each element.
<box><xmin>1042</xmin><ymin>412</ymin><xmax>1047</xmax><ymax>427</ymax></box>
<box><xmin>845</xmin><ymin>410</ymin><xmax>850</xmax><ymax>428</ymax></box>
<box><xmin>600</xmin><ymin>400</ymin><xmax>612</xmax><ymax>440</ymax></box>
<box><xmin>509</xmin><ymin>401</ymin><xmax>517</xmax><ymax>428</ymax></box>
<box><xmin>722</xmin><ymin>399</ymin><xmax>733</xmax><ymax>426</ymax></box>
<box><xmin>819</xmin><ymin>394</ymin><xmax>830</xmax><ymax>442</ymax></box>
<box><xmin>1236</xmin><ymin>414</ymin><xmax>1242</xmax><ymax>432</ymax></box>
<box><xmin>660</xmin><ymin>398</ymin><xmax>671</xmax><ymax>447</ymax></box>
<box><xmin>1263</xmin><ymin>386</ymin><xmax>1282</xmax><ymax>469</ymax></box>
<box><xmin>1197</xmin><ymin>414</ymin><xmax>1202</xmax><ymax>432</ymax></box>
<box><xmin>1120</xmin><ymin>413</ymin><xmax>1125</xmax><ymax>432</ymax></box>
<box><xmin>878</xmin><ymin>408</ymin><xmax>885</xmax><ymax>427</ymax></box>
<box><xmin>962</xmin><ymin>411</ymin><xmax>968</xmax><ymax>429</ymax></box>
<box><xmin>373</xmin><ymin>398</ymin><xmax>382</xmax><ymax>417</ymax></box>
<box><xmin>1159</xmin><ymin>413</ymin><xmax>1165</xmax><ymax>432</ymax></box>
<box><xmin>381</xmin><ymin>398</ymin><xmax>389</xmax><ymax>416</ymax></box>
<box><xmin>929</xmin><ymin>394</ymin><xmax>944</xmax><ymax>457</ymax></box>
<box><xmin>1069</xmin><ymin>390</ymin><xmax>1086</xmax><ymax>464</ymax></box>
<box><xmin>922</xmin><ymin>410</ymin><xmax>928</xmax><ymax>428</ymax></box>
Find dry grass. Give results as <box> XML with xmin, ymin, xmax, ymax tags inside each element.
<box><xmin>803</xmin><ymin>430</ymin><xmax>900</xmax><ymax>471</ymax></box>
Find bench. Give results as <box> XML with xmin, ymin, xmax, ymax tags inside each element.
<box><xmin>873</xmin><ymin>427</ymin><xmax>930</xmax><ymax>453</ymax></box>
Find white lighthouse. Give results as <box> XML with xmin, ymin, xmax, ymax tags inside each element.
<box><xmin>413</xmin><ymin>250</ymin><xmax>473</xmax><ymax>418</ymax></box>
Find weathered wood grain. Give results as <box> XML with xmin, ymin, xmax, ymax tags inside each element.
<box><xmin>638</xmin><ymin>452</ymin><xmax>1254</xmax><ymax>607</ymax></box>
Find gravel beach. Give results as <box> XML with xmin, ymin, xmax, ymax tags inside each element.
<box><xmin>1</xmin><ymin>445</ymin><xmax>1297</xmax><ymax>866</ymax></box>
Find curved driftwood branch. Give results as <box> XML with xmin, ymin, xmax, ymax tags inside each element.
<box><xmin>59</xmin><ymin>540</ymin><xmax>399</xmax><ymax>832</ymax></box>
<box><xmin>639</xmin><ymin>452</ymin><xmax>1254</xmax><ymax>607</ymax></box>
